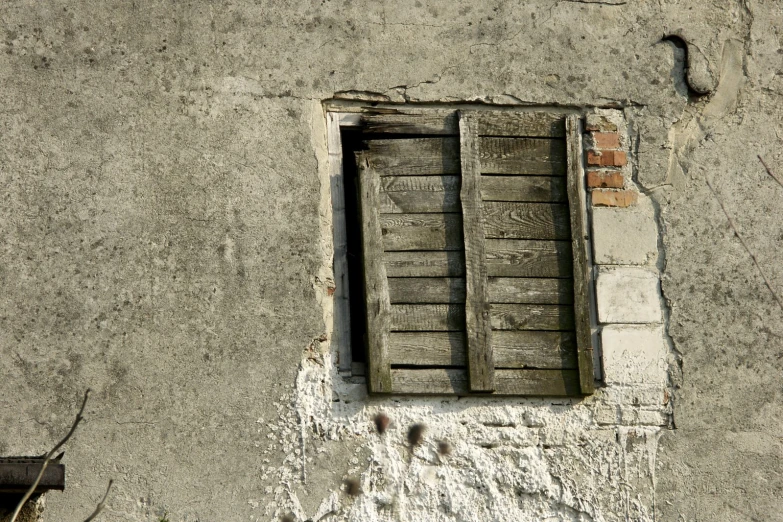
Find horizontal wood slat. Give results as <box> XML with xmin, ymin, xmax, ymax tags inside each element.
<box><xmin>488</xmin><ymin>277</ymin><xmax>574</xmax><ymax>304</ymax></box>
<box><xmin>490</xmin><ymin>304</ymin><xmax>575</xmax><ymax>331</ymax></box>
<box><xmin>476</xmin><ymin>112</ymin><xmax>567</xmax><ymax>138</ymax></box>
<box><xmin>384</xmin><ymin>251</ymin><xmax>466</xmax><ymax>277</ymax></box>
<box><xmin>379</xmin><ymin>175</ymin><xmax>461</xmax><ymax>213</ymax></box>
<box><xmin>388</xmin><ymin>277</ymin><xmax>466</xmax><ymax>304</ymax></box>
<box><xmin>361</xmin><ymin>110</ymin><xmax>458</xmax><ymax>135</ymax></box>
<box><xmin>387</xmin><ymin>277</ymin><xmax>573</xmax><ymax>304</ymax></box>
<box><xmin>365</xmin><ymin>138</ymin><xmax>459</xmax><ymax>175</ymax></box>
<box><xmin>483</xmin><ymin>203</ymin><xmax>571</xmax><ymax>240</ymax></box>
<box><xmin>390</xmin><ymin>304</ymin><xmax>465</xmax><ymax>331</ymax></box>
<box><xmin>383</xmin><ymin>241</ymin><xmax>572</xmax><ymax>277</ymax></box>
<box><xmin>478</xmin><ymin>138</ymin><xmax>567</xmax><ymax>175</ymax></box>
<box><xmin>485</xmin><ymin>239</ymin><xmax>572</xmax><ymax>277</ymax></box>
<box><xmin>492</xmin><ymin>331</ymin><xmax>577</xmax><ymax>368</ymax></box>
<box><xmin>390</xmin><ymin>368</ymin><xmax>581</xmax><ymax>395</ymax></box>
<box><xmin>481</xmin><ymin>175</ymin><xmax>567</xmax><ymax>203</ymax></box>
<box><xmin>388</xmin><ymin>331</ymin><xmax>577</xmax><ymax>369</ymax></box>
<box><xmin>380</xmin><ymin>213</ymin><xmax>464</xmax><ymax>251</ymax></box>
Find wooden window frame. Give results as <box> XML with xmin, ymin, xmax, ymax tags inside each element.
<box><xmin>327</xmin><ymin>106</ymin><xmax>598</xmax><ymax>396</ymax></box>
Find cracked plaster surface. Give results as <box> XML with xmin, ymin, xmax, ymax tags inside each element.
<box><xmin>0</xmin><ymin>0</ymin><xmax>780</xmax><ymax>520</ymax></box>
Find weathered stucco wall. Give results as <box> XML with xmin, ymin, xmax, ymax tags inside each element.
<box><xmin>0</xmin><ymin>1</ymin><xmax>781</xmax><ymax>521</ymax></box>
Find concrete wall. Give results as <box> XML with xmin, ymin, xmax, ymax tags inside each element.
<box><xmin>0</xmin><ymin>1</ymin><xmax>781</xmax><ymax>521</ymax></box>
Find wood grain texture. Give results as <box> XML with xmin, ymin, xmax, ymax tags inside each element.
<box><xmin>365</xmin><ymin>138</ymin><xmax>459</xmax><ymax>175</ymax></box>
<box><xmin>390</xmin><ymin>368</ymin><xmax>581</xmax><ymax>395</ymax></box>
<box><xmin>478</xmin><ymin>138</ymin><xmax>567</xmax><ymax>175</ymax></box>
<box><xmin>565</xmin><ymin>115</ymin><xmax>595</xmax><ymax>395</ymax></box>
<box><xmin>485</xmin><ymin>239</ymin><xmax>572</xmax><ymax>277</ymax></box>
<box><xmin>476</xmin><ymin>111</ymin><xmax>567</xmax><ymax>138</ymax></box>
<box><xmin>489</xmin><ymin>304</ymin><xmax>575</xmax><ymax>331</ymax></box>
<box><xmin>379</xmin><ymin>175</ymin><xmax>461</xmax><ymax>213</ymax></box>
<box><xmin>388</xmin><ymin>277</ymin><xmax>466</xmax><ymax>304</ymax></box>
<box><xmin>460</xmin><ymin>111</ymin><xmax>494</xmax><ymax>392</ymax></box>
<box><xmin>387</xmin><ymin>331</ymin><xmax>577</xmax><ymax>369</ymax></box>
<box><xmin>361</xmin><ymin>110</ymin><xmax>458</xmax><ymax>135</ymax></box>
<box><xmin>388</xmin><ymin>332</ymin><xmax>467</xmax><ymax>366</ymax></box>
<box><xmin>386</xmin><ymin>277</ymin><xmax>573</xmax><ymax>304</ymax></box>
<box><xmin>384</xmin><ymin>251</ymin><xmax>466</xmax><ymax>277</ymax></box>
<box><xmin>483</xmin><ymin>202</ymin><xmax>571</xmax><ymax>240</ymax></box>
<box><xmin>357</xmin><ymin>155</ymin><xmax>392</xmax><ymax>393</ymax></box>
<box><xmin>480</xmin><ymin>175</ymin><xmax>567</xmax><ymax>203</ymax></box>
<box><xmin>390</xmin><ymin>304</ymin><xmax>466</xmax><ymax>331</ymax></box>
<box><xmin>380</xmin><ymin>213</ymin><xmax>464</xmax><ymax>251</ymax></box>
<box><xmin>492</xmin><ymin>331</ymin><xmax>577</xmax><ymax>368</ymax></box>
<box><xmin>487</xmin><ymin>277</ymin><xmax>574</xmax><ymax>304</ymax></box>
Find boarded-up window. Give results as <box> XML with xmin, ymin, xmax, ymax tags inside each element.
<box><xmin>352</xmin><ymin>110</ymin><xmax>594</xmax><ymax>396</ymax></box>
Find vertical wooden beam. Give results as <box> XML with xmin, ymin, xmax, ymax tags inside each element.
<box><xmin>565</xmin><ymin>115</ymin><xmax>595</xmax><ymax>395</ymax></box>
<box><xmin>327</xmin><ymin>113</ymin><xmax>353</xmax><ymax>372</ymax></box>
<box><xmin>459</xmin><ymin>112</ymin><xmax>495</xmax><ymax>392</ymax></box>
<box><xmin>357</xmin><ymin>154</ymin><xmax>393</xmax><ymax>393</ymax></box>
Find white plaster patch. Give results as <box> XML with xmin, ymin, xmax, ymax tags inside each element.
<box><xmin>601</xmin><ymin>325</ymin><xmax>668</xmax><ymax>386</ymax></box>
<box><xmin>596</xmin><ymin>267</ymin><xmax>662</xmax><ymax>324</ymax></box>
<box><xmin>591</xmin><ymin>197</ymin><xmax>659</xmax><ymax>265</ymax></box>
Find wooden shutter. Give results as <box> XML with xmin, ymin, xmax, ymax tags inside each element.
<box><xmin>357</xmin><ymin>110</ymin><xmax>594</xmax><ymax>395</ymax></box>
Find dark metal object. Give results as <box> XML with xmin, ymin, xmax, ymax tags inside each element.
<box><xmin>0</xmin><ymin>457</ymin><xmax>65</xmax><ymax>493</ymax></box>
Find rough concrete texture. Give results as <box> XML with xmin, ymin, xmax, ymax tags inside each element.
<box><xmin>0</xmin><ymin>0</ymin><xmax>780</xmax><ymax>521</ymax></box>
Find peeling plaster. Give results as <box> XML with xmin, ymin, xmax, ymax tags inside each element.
<box><xmin>248</xmin><ymin>106</ymin><xmax>677</xmax><ymax>522</ymax></box>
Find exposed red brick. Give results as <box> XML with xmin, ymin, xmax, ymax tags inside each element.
<box><xmin>612</xmin><ymin>150</ymin><xmax>628</xmax><ymax>167</ymax></box>
<box><xmin>592</xmin><ymin>132</ymin><xmax>620</xmax><ymax>149</ymax></box>
<box><xmin>587</xmin><ymin>150</ymin><xmax>627</xmax><ymax>167</ymax></box>
<box><xmin>327</xmin><ymin>286</ymin><xmax>336</xmax><ymax>296</ymax></box>
<box><xmin>591</xmin><ymin>189</ymin><xmax>638</xmax><ymax>208</ymax></box>
<box><xmin>586</xmin><ymin>150</ymin><xmax>603</xmax><ymax>166</ymax></box>
<box><xmin>587</xmin><ymin>170</ymin><xmax>624</xmax><ymax>189</ymax></box>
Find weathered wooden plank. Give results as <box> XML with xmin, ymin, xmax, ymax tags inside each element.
<box><xmin>380</xmin><ymin>213</ymin><xmax>464</xmax><ymax>251</ymax></box>
<box><xmin>365</xmin><ymin>138</ymin><xmax>459</xmax><ymax>175</ymax></box>
<box><xmin>383</xmin><ymin>242</ymin><xmax>572</xmax><ymax>277</ymax></box>
<box><xmin>387</xmin><ymin>331</ymin><xmax>577</xmax><ymax>369</ymax></box>
<box><xmin>357</xmin><ymin>155</ymin><xmax>392</xmax><ymax>393</ymax></box>
<box><xmin>483</xmin><ymin>202</ymin><xmax>571</xmax><ymax>240</ymax></box>
<box><xmin>460</xmin><ymin>112</ymin><xmax>494</xmax><ymax>392</ymax></box>
<box><xmin>492</xmin><ymin>331</ymin><xmax>577</xmax><ymax>368</ymax></box>
<box><xmin>379</xmin><ymin>175</ymin><xmax>461</xmax><ymax>213</ymax></box>
<box><xmin>361</xmin><ymin>110</ymin><xmax>458</xmax><ymax>135</ymax></box>
<box><xmin>390</xmin><ymin>369</ymin><xmax>581</xmax><ymax>395</ymax></box>
<box><xmin>478</xmin><ymin>137</ymin><xmax>567</xmax><ymax>175</ymax></box>
<box><xmin>384</xmin><ymin>251</ymin><xmax>466</xmax><ymax>277</ymax></box>
<box><xmin>386</xmin><ymin>277</ymin><xmax>572</xmax><ymax>304</ymax></box>
<box><xmin>388</xmin><ymin>332</ymin><xmax>467</xmax><ymax>366</ymax></box>
<box><xmin>566</xmin><ymin>115</ymin><xmax>595</xmax><ymax>395</ymax></box>
<box><xmin>390</xmin><ymin>304</ymin><xmax>465</xmax><ymax>331</ymax></box>
<box><xmin>476</xmin><ymin>111</ymin><xmax>566</xmax><ymax>138</ymax></box>
<box><xmin>487</xmin><ymin>278</ymin><xmax>574</xmax><ymax>305</ymax></box>
<box><xmin>480</xmin><ymin>175</ymin><xmax>567</xmax><ymax>203</ymax></box>
<box><xmin>485</xmin><ymin>239</ymin><xmax>573</xmax><ymax>277</ymax></box>
<box><xmin>388</xmin><ymin>277</ymin><xmax>466</xmax><ymax>304</ymax></box>
<box><xmin>489</xmin><ymin>304</ymin><xmax>575</xmax><ymax>331</ymax></box>
<box><xmin>327</xmin><ymin>113</ymin><xmax>352</xmax><ymax>371</ymax></box>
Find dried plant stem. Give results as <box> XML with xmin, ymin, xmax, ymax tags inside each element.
<box><xmin>706</xmin><ymin>180</ymin><xmax>783</xmax><ymax>312</ymax></box>
<box><xmin>758</xmin><ymin>155</ymin><xmax>783</xmax><ymax>189</ymax></box>
<box><xmin>10</xmin><ymin>390</ymin><xmax>91</xmax><ymax>522</ymax></box>
<box><xmin>82</xmin><ymin>480</ymin><xmax>114</xmax><ymax>522</ymax></box>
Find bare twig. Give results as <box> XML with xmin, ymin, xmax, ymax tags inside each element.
<box><xmin>758</xmin><ymin>155</ymin><xmax>783</xmax><ymax>189</ymax></box>
<box><xmin>10</xmin><ymin>389</ymin><xmax>91</xmax><ymax>522</ymax></box>
<box><xmin>82</xmin><ymin>480</ymin><xmax>114</xmax><ymax>522</ymax></box>
<box><xmin>706</xmin><ymin>180</ymin><xmax>783</xmax><ymax>311</ymax></box>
